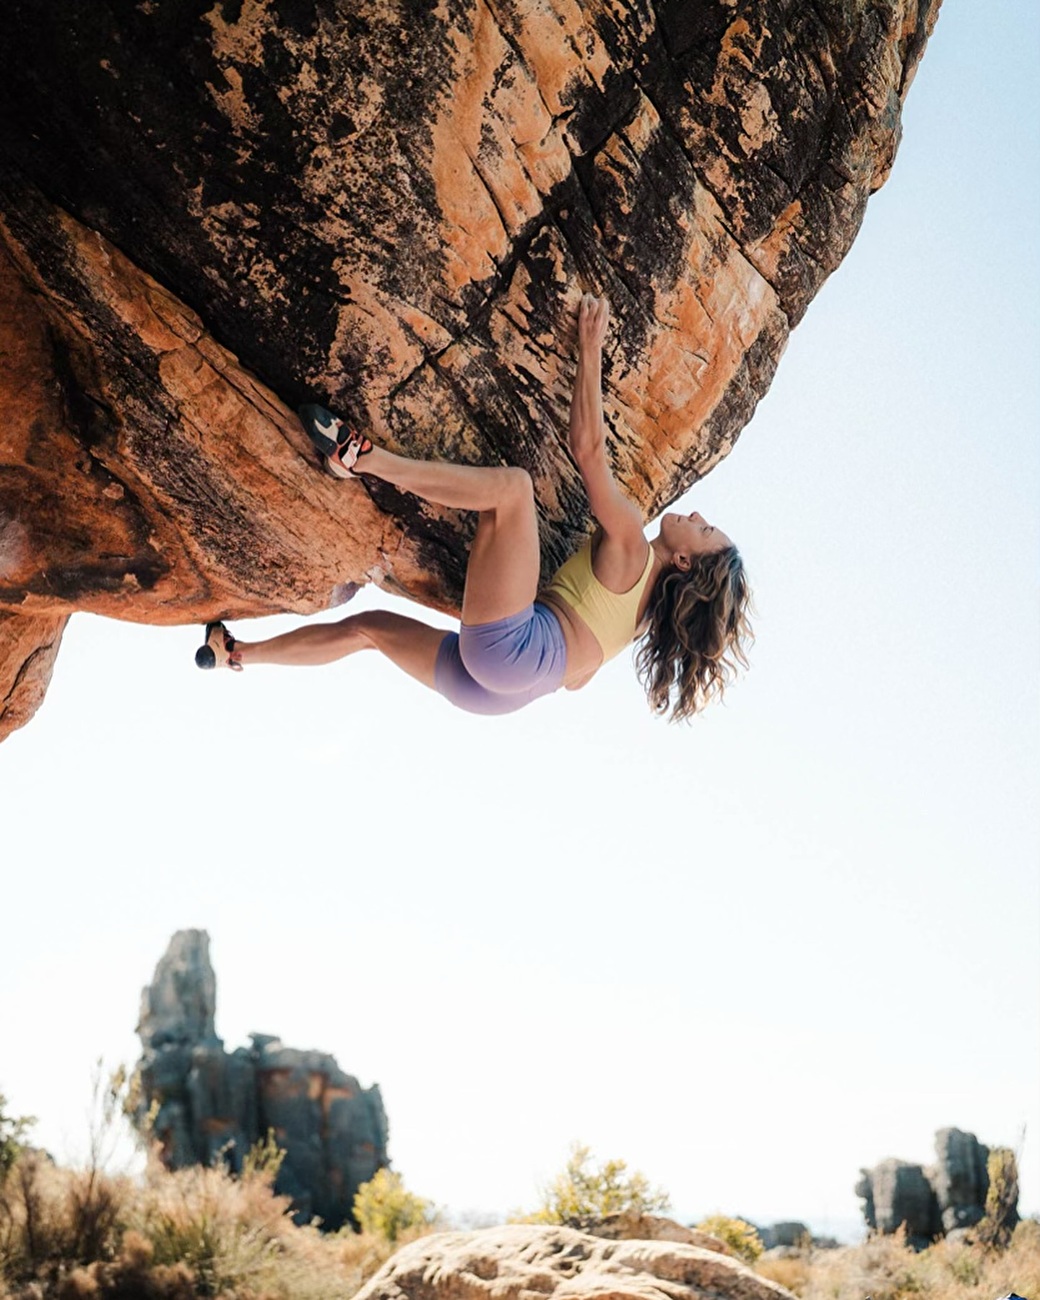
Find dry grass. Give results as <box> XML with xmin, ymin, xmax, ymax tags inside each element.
<box><xmin>757</xmin><ymin>1219</ymin><xmax>1040</xmax><ymax>1300</ymax></box>
<box><xmin>4</xmin><ymin>1149</ymin><xmax>1037</xmax><ymax>1300</ymax></box>
<box><xmin>0</xmin><ymin>1151</ymin><xmax>427</xmax><ymax>1299</ymax></box>
<box><xmin>755</xmin><ymin>1253</ymin><xmax>812</xmax><ymax>1294</ymax></box>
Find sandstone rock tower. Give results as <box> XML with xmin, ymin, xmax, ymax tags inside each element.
<box><xmin>855</xmin><ymin>1128</ymin><xmax>1019</xmax><ymax>1247</ymax></box>
<box><xmin>136</xmin><ymin>929</ymin><xmax>388</xmax><ymax>1230</ymax></box>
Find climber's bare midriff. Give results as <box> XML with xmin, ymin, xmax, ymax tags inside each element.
<box><xmin>537</xmin><ymin>591</ymin><xmax>603</xmax><ymax>691</ymax></box>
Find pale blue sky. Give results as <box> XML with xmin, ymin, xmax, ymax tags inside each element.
<box><xmin>1</xmin><ymin>0</ymin><xmax>1037</xmax><ymax>1241</ymax></box>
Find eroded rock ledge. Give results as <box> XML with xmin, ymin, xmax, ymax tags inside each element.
<box><xmin>0</xmin><ymin>0</ymin><xmax>940</xmax><ymax>739</ymax></box>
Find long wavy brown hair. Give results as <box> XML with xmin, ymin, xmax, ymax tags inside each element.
<box><xmin>635</xmin><ymin>545</ymin><xmax>753</xmax><ymax>722</ymax></box>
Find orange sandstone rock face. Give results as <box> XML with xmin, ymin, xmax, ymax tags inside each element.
<box><xmin>0</xmin><ymin>612</ymin><xmax>67</xmax><ymax>740</ymax></box>
<box><xmin>0</xmin><ymin>0</ymin><xmax>940</xmax><ymax>740</ymax></box>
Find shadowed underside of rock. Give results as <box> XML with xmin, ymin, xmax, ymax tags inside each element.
<box><xmin>355</xmin><ymin>1224</ymin><xmax>794</xmax><ymax>1300</ymax></box>
<box><xmin>0</xmin><ymin>0</ymin><xmax>940</xmax><ymax>739</ymax></box>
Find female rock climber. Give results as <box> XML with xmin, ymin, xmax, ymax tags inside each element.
<box><xmin>195</xmin><ymin>294</ymin><xmax>752</xmax><ymax>721</ymax></box>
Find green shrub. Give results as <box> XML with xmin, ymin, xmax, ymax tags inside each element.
<box><xmin>353</xmin><ymin>1169</ymin><xmax>434</xmax><ymax>1244</ymax></box>
<box><xmin>242</xmin><ymin>1129</ymin><xmax>286</xmax><ymax>1185</ymax></box>
<box><xmin>976</xmin><ymin>1146</ymin><xmax>1019</xmax><ymax>1250</ymax></box>
<box><xmin>0</xmin><ymin>1094</ymin><xmax>34</xmax><ymax>1185</ymax></box>
<box><xmin>527</xmin><ymin>1142</ymin><xmax>670</xmax><ymax>1224</ymax></box>
<box><xmin>695</xmin><ymin>1214</ymin><xmax>763</xmax><ymax>1263</ymax></box>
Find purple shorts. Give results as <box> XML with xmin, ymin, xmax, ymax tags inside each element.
<box><xmin>434</xmin><ymin>602</ymin><xmax>567</xmax><ymax>716</ymax></box>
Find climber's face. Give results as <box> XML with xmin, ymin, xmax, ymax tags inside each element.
<box><xmin>658</xmin><ymin>511</ymin><xmax>732</xmax><ymax>569</ymax></box>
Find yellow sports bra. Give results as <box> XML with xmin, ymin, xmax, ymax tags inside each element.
<box><xmin>543</xmin><ymin>538</ymin><xmax>656</xmax><ymax>662</ymax></box>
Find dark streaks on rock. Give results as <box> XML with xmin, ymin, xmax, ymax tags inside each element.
<box><xmin>0</xmin><ymin>0</ymin><xmax>940</xmax><ymax>739</ymax></box>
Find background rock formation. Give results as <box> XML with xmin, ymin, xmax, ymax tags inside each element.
<box><xmin>931</xmin><ymin>1125</ymin><xmax>993</xmax><ymax>1234</ymax></box>
<box><xmin>561</xmin><ymin>1211</ymin><xmax>731</xmax><ymax>1255</ymax></box>
<box><xmin>0</xmin><ymin>0</ymin><xmax>940</xmax><ymax>739</ymax></box>
<box><xmin>355</xmin><ymin>1223</ymin><xmax>793</xmax><ymax>1300</ymax></box>
<box><xmin>855</xmin><ymin>1127</ymin><xmax>1017</xmax><ymax>1248</ymax></box>
<box><xmin>856</xmin><ymin>1157</ymin><xmax>941</xmax><ymax>1246</ymax></box>
<box><xmin>754</xmin><ymin>1220</ymin><xmax>837</xmax><ymax>1251</ymax></box>
<box><xmin>136</xmin><ymin>929</ymin><xmax>388</xmax><ymax>1230</ymax></box>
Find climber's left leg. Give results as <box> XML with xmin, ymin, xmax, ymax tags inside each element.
<box><xmin>231</xmin><ymin>611</ymin><xmax>448</xmax><ymax>688</ymax></box>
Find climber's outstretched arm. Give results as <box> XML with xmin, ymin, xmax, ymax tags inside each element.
<box><xmin>568</xmin><ymin>294</ymin><xmax>644</xmax><ymax>548</ymax></box>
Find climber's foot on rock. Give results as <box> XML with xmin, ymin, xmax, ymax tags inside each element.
<box><xmin>298</xmin><ymin>404</ymin><xmax>373</xmax><ymax>479</ymax></box>
<box><xmin>195</xmin><ymin>621</ymin><xmax>243</xmax><ymax>671</ymax></box>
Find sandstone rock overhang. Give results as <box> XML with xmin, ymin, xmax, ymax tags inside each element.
<box><xmin>0</xmin><ymin>0</ymin><xmax>941</xmax><ymax>739</ymax></box>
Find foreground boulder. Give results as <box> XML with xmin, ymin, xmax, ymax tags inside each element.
<box><xmin>136</xmin><ymin>929</ymin><xmax>388</xmax><ymax>1230</ymax></box>
<box><xmin>355</xmin><ymin>1224</ymin><xmax>793</xmax><ymax>1300</ymax></box>
<box><xmin>0</xmin><ymin>0</ymin><xmax>940</xmax><ymax>739</ymax></box>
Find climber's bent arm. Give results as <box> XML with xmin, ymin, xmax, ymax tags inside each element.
<box><xmin>569</xmin><ymin>296</ymin><xmax>644</xmax><ymax>546</ymax></box>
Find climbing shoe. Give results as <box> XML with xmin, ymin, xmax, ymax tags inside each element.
<box><xmin>298</xmin><ymin>403</ymin><xmax>372</xmax><ymax>478</ymax></box>
<box><xmin>195</xmin><ymin>621</ymin><xmax>242</xmax><ymax>671</ymax></box>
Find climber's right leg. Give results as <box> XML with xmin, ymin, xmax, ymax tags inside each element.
<box><xmin>301</xmin><ymin>405</ymin><xmax>535</xmax><ymax>515</ymax></box>
<box><xmin>352</xmin><ymin>450</ymin><xmax>540</xmax><ymax>626</ymax></box>
<box><xmin>358</xmin><ymin>445</ymin><xmax>535</xmax><ymax>513</ymax></box>
<box><xmin>300</xmin><ymin>407</ymin><xmax>542</xmax><ymax>622</ymax></box>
